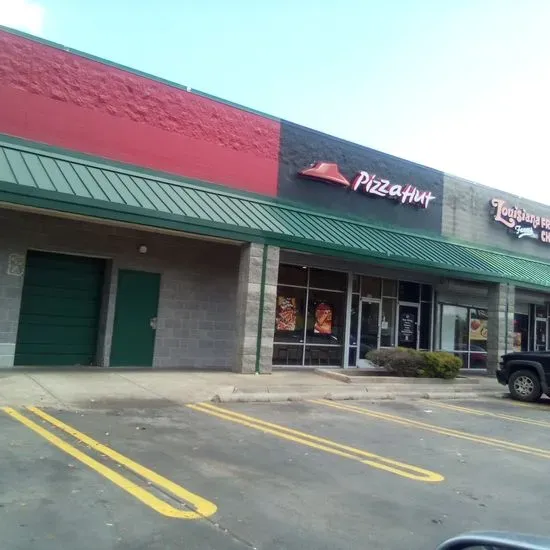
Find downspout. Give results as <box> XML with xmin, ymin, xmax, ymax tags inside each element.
<box><xmin>504</xmin><ymin>283</ymin><xmax>510</xmax><ymax>355</ymax></box>
<box><xmin>255</xmin><ymin>244</ymin><xmax>268</xmax><ymax>374</ymax></box>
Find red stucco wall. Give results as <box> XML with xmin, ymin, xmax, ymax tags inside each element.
<box><xmin>0</xmin><ymin>30</ymin><xmax>280</xmax><ymax>196</ymax></box>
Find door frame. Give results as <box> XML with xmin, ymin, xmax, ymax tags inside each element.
<box><xmin>397</xmin><ymin>301</ymin><xmax>420</xmax><ymax>350</ymax></box>
<box><xmin>357</xmin><ymin>297</ymin><xmax>382</xmax><ymax>366</ymax></box>
<box><xmin>109</xmin><ymin>269</ymin><xmax>161</xmax><ymax>367</ymax></box>
<box><xmin>534</xmin><ymin>317</ymin><xmax>548</xmax><ymax>351</ymax></box>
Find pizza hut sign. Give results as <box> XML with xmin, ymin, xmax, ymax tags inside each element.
<box><xmin>491</xmin><ymin>198</ymin><xmax>550</xmax><ymax>244</ymax></box>
<box><xmin>298</xmin><ymin>162</ymin><xmax>436</xmax><ymax>209</ymax></box>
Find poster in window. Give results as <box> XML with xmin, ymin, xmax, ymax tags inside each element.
<box><xmin>276</xmin><ymin>297</ymin><xmax>297</xmax><ymax>331</ymax></box>
<box><xmin>399</xmin><ymin>312</ymin><xmax>416</xmax><ymax>343</ymax></box>
<box><xmin>470</xmin><ymin>311</ymin><xmax>488</xmax><ymax>341</ymax></box>
<box><xmin>314</xmin><ymin>302</ymin><xmax>332</xmax><ymax>334</ymax></box>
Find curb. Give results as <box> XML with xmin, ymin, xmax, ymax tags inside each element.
<box><xmin>211</xmin><ymin>389</ymin><xmax>497</xmax><ymax>403</ymax></box>
<box><xmin>314</xmin><ymin>369</ymin><xmax>484</xmax><ymax>385</ymax></box>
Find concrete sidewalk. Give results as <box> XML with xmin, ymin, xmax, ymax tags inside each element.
<box><xmin>0</xmin><ymin>369</ymin><xmax>505</xmax><ymax>409</ymax></box>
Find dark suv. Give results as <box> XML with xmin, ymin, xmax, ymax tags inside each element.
<box><xmin>496</xmin><ymin>351</ymin><xmax>550</xmax><ymax>402</ymax></box>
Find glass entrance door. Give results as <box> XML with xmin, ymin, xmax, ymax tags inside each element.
<box><xmin>357</xmin><ymin>300</ymin><xmax>380</xmax><ymax>366</ymax></box>
<box><xmin>535</xmin><ymin>318</ymin><xmax>547</xmax><ymax>351</ymax></box>
<box><xmin>398</xmin><ymin>304</ymin><xmax>419</xmax><ymax>349</ymax></box>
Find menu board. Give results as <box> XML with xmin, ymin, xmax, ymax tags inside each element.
<box><xmin>399</xmin><ymin>312</ymin><xmax>416</xmax><ymax>343</ymax></box>
<box><xmin>276</xmin><ymin>297</ymin><xmax>297</xmax><ymax>331</ymax></box>
<box><xmin>314</xmin><ymin>302</ymin><xmax>332</xmax><ymax>334</ymax></box>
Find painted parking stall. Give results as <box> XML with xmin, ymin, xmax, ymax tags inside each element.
<box><xmin>2</xmin><ymin>406</ymin><xmax>217</xmax><ymax>520</ymax></box>
<box><xmin>4</xmin><ymin>397</ymin><xmax>550</xmax><ymax>549</ymax></box>
<box><xmin>188</xmin><ymin>402</ymin><xmax>444</xmax><ymax>482</ymax></box>
<box><xmin>311</xmin><ymin>400</ymin><xmax>550</xmax><ymax>460</ymax></box>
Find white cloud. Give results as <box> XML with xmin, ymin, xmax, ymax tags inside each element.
<box><xmin>0</xmin><ymin>0</ymin><xmax>45</xmax><ymax>35</ymax></box>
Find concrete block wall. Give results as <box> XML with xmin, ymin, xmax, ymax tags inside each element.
<box><xmin>234</xmin><ymin>243</ymin><xmax>279</xmax><ymax>374</ymax></box>
<box><xmin>260</xmin><ymin>246</ymin><xmax>280</xmax><ymax>372</ymax></box>
<box><xmin>0</xmin><ymin>247</ymin><xmax>25</xmax><ymax>366</ymax></box>
<box><xmin>0</xmin><ymin>209</ymin><xmax>240</xmax><ymax>368</ymax></box>
<box><xmin>487</xmin><ymin>283</ymin><xmax>515</xmax><ymax>373</ymax></box>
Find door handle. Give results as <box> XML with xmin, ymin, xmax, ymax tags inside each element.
<box><xmin>149</xmin><ymin>317</ymin><xmax>158</xmax><ymax>330</ymax></box>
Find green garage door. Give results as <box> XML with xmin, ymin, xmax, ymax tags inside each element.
<box><xmin>14</xmin><ymin>251</ymin><xmax>105</xmax><ymax>366</ymax></box>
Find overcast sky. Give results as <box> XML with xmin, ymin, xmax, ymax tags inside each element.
<box><xmin>1</xmin><ymin>0</ymin><xmax>550</xmax><ymax>204</ymax></box>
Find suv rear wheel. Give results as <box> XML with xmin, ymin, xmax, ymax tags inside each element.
<box><xmin>508</xmin><ymin>369</ymin><xmax>542</xmax><ymax>402</ymax></box>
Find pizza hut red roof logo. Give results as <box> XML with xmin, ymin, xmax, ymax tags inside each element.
<box><xmin>298</xmin><ymin>162</ymin><xmax>436</xmax><ymax>209</ymax></box>
<box><xmin>298</xmin><ymin>162</ymin><xmax>350</xmax><ymax>187</ymax></box>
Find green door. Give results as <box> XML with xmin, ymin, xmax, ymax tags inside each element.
<box><xmin>15</xmin><ymin>251</ymin><xmax>105</xmax><ymax>366</ymax></box>
<box><xmin>110</xmin><ymin>270</ymin><xmax>160</xmax><ymax>367</ymax></box>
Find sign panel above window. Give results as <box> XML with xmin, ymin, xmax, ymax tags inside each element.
<box><xmin>491</xmin><ymin>198</ymin><xmax>550</xmax><ymax>245</ymax></box>
<box><xmin>298</xmin><ymin>162</ymin><xmax>436</xmax><ymax>209</ymax></box>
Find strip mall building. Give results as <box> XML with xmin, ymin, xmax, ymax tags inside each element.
<box><xmin>0</xmin><ymin>26</ymin><xmax>549</xmax><ymax>373</ymax></box>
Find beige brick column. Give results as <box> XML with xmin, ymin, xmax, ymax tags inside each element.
<box><xmin>234</xmin><ymin>243</ymin><xmax>279</xmax><ymax>374</ymax></box>
<box><xmin>487</xmin><ymin>283</ymin><xmax>515</xmax><ymax>373</ymax></box>
<box><xmin>0</xmin><ymin>250</ymin><xmax>25</xmax><ymax>366</ymax></box>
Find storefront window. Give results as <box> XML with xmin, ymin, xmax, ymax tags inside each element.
<box><xmin>398</xmin><ymin>281</ymin><xmax>420</xmax><ymax>303</ymax></box>
<box><xmin>469</xmin><ymin>309</ymin><xmax>488</xmax><ymax>352</ymax></box>
<box><xmin>305</xmin><ymin>289</ymin><xmax>346</xmax><ymax>345</ymax></box>
<box><xmin>352</xmin><ymin>274</ymin><xmax>360</xmax><ymax>294</ymax></box>
<box><xmin>440</xmin><ymin>304</ymin><xmax>488</xmax><ymax>369</ymax></box>
<box><xmin>309</xmin><ymin>268</ymin><xmax>347</xmax><ymax>291</ymax></box>
<box><xmin>277</xmin><ymin>264</ymin><xmax>307</xmax><ymax>287</ymax></box>
<box><xmin>469</xmin><ymin>309</ymin><xmax>488</xmax><ymax>368</ymax></box>
<box><xmin>535</xmin><ymin>320</ymin><xmax>547</xmax><ymax>351</ymax></box>
<box><xmin>421</xmin><ymin>284</ymin><xmax>433</xmax><ymax>302</ymax></box>
<box><xmin>533</xmin><ymin>305</ymin><xmax>548</xmax><ymax>351</ymax></box>
<box><xmin>382</xmin><ymin>279</ymin><xmax>397</xmax><ymax>297</ymax></box>
<box><xmin>348</xmin><ymin>346</ymin><xmax>357</xmax><ymax>367</ymax></box>
<box><xmin>440</xmin><ymin>305</ymin><xmax>468</xmax><ymax>367</ymax></box>
<box><xmin>349</xmin><ymin>293</ymin><xmax>359</xmax><ymax>367</ymax></box>
<box><xmin>361</xmin><ymin>276</ymin><xmax>381</xmax><ymax>299</ymax></box>
<box><xmin>275</xmin><ymin>265</ymin><xmax>436</xmax><ymax>366</ymax></box>
<box><xmin>513</xmin><ymin>314</ymin><xmax>529</xmax><ymax>352</ymax></box>
<box><xmin>441</xmin><ymin>305</ymin><xmax>468</xmax><ymax>350</ymax></box>
<box><xmin>273</xmin><ymin>344</ymin><xmax>303</xmax><ymax>366</ymax></box>
<box><xmin>535</xmin><ymin>305</ymin><xmax>547</xmax><ymax>319</ymax></box>
<box><xmin>273</xmin><ymin>264</ymin><xmax>346</xmax><ymax>366</ymax></box>
<box><xmin>304</xmin><ymin>345</ymin><xmax>342</xmax><ymax>366</ymax></box>
<box><xmin>419</xmin><ymin>302</ymin><xmax>432</xmax><ymax>350</ymax></box>
<box><xmin>354</xmin><ymin>278</ymin><xmax>433</xmax><ymax>358</ymax></box>
<box><xmin>380</xmin><ymin>298</ymin><xmax>396</xmax><ymax>347</ymax></box>
<box><xmin>349</xmin><ymin>295</ymin><xmax>359</xmax><ymax>347</ymax></box>
<box><xmin>274</xmin><ymin>287</ymin><xmax>306</xmax><ymax>344</ymax></box>
<box><xmin>360</xmin><ymin>300</ymin><xmax>380</xmax><ymax>355</ymax></box>
<box><xmin>397</xmin><ymin>304</ymin><xmax>419</xmax><ymax>348</ymax></box>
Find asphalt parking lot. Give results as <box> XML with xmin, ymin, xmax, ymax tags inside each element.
<box><xmin>2</xmin><ymin>396</ymin><xmax>550</xmax><ymax>550</ymax></box>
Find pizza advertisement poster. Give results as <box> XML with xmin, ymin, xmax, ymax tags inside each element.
<box><xmin>470</xmin><ymin>313</ymin><xmax>488</xmax><ymax>341</ymax></box>
<box><xmin>276</xmin><ymin>296</ymin><xmax>297</xmax><ymax>331</ymax></box>
<box><xmin>314</xmin><ymin>302</ymin><xmax>333</xmax><ymax>335</ymax></box>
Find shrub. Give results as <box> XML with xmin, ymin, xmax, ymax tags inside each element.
<box><xmin>421</xmin><ymin>351</ymin><xmax>462</xmax><ymax>379</ymax></box>
<box><xmin>366</xmin><ymin>348</ymin><xmax>461</xmax><ymax>379</ymax></box>
<box><xmin>364</xmin><ymin>348</ymin><xmax>399</xmax><ymax>369</ymax></box>
<box><xmin>366</xmin><ymin>347</ymin><xmax>425</xmax><ymax>377</ymax></box>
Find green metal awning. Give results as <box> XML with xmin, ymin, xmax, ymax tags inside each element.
<box><xmin>0</xmin><ymin>135</ymin><xmax>549</xmax><ymax>290</ymax></box>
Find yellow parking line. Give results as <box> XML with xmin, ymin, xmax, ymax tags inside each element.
<box><xmin>2</xmin><ymin>407</ymin><xmax>216</xmax><ymax>519</ymax></box>
<box><xmin>188</xmin><ymin>402</ymin><xmax>443</xmax><ymax>483</ymax></box>
<box><xmin>310</xmin><ymin>400</ymin><xmax>550</xmax><ymax>460</ymax></box>
<box><xmin>426</xmin><ymin>400</ymin><xmax>550</xmax><ymax>428</ymax></box>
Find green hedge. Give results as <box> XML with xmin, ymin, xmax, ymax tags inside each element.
<box><xmin>421</xmin><ymin>351</ymin><xmax>463</xmax><ymax>379</ymax></box>
<box><xmin>366</xmin><ymin>348</ymin><xmax>461</xmax><ymax>379</ymax></box>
